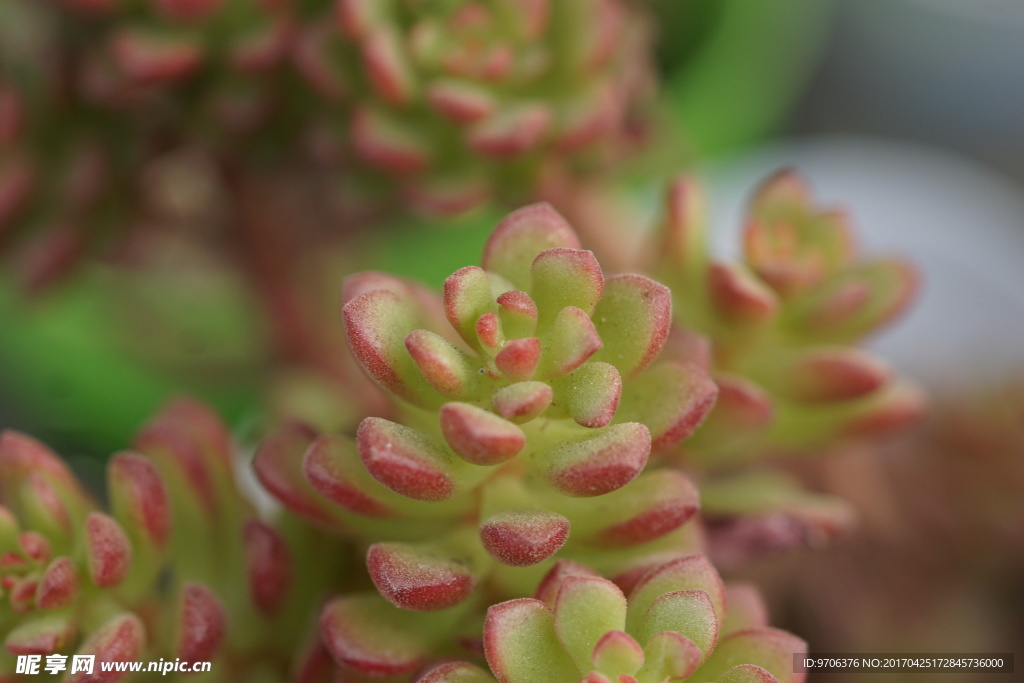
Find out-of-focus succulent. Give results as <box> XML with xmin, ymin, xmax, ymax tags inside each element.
<box><xmin>0</xmin><ymin>399</ymin><xmax>347</xmax><ymax>681</ymax></box>
<box><xmin>640</xmin><ymin>171</ymin><xmax>923</xmax><ymax>565</ymax></box>
<box><xmin>324</xmin><ymin>0</ymin><xmax>655</xmax><ymax>214</ymax></box>
<box><xmin>416</xmin><ymin>556</ymin><xmax>807</xmax><ymax>683</ymax></box>
<box><xmin>255</xmin><ymin>202</ymin><xmax>719</xmax><ymax>677</ymax></box>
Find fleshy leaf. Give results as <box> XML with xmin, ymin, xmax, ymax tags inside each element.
<box><xmin>85</xmin><ymin>512</ymin><xmax>131</xmax><ymax>588</ymax></box>
<box><xmin>497</xmin><ymin>290</ymin><xmax>539</xmax><ymax>339</ymax></box>
<box><xmin>492</xmin><ymin>381</ymin><xmax>553</xmax><ymax>423</ymax></box>
<box><xmin>321</xmin><ymin>593</ymin><xmax>453</xmax><ymax>677</ymax></box>
<box><xmin>367</xmin><ymin>542</ymin><xmax>476</xmax><ymax>611</ymax></box>
<box><xmin>357</xmin><ymin>418</ymin><xmax>468</xmax><ymax>502</ymax></box>
<box><xmin>591</xmin><ymin>275</ymin><xmax>671</xmax><ymax>379</ymax></box>
<box><xmin>484</xmin><ymin>599</ymin><xmax>578</xmax><ymax>683</ymax></box>
<box><xmin>243</xmin><ymin>520</ymin><xmax>292</xmax><ymax>616</ymax></box>
<box><xmin>722</xmin><ymin>584</ymin><xmax>770</xmax><ymax>636</ymax></box>
<box><xmin>540</xmin><ymin>306</ymin><xmax>603</xmax><ymax>377</ymax></box>
<box><xmin>4</xmin><ymin>613</ymin><xmax>76</xmax><ymax>655</ymax></box>
<box><xmin>531</xmin><ymin>248</ymin><xmax>604</xmax><ymax>327</ymax></box>
<box><xmin>636</xmin><ymin>590</ymin><xmax>718</xmax><ymax>660</ymax></box>
<box><xmin>636</xmin><ymin>630</ymin><xmax>702</xmax><ymax>682</ymax></box>
<box><xmin>616</xmin><ymin>361</ymin><xmax>718</xmax><ymax>453</ymax></box>
<box><xmin>445</xmin><ymin>266</ymin><xmax>498</xmax><ymax>350</ymax></box>
<box><xmin>576</xmin><ymin>470</ymin><xmax>699</xmax><ymax>547</ymax></box>
<box><xmin>36</xmin><ymin>557</ymin><xmax>79</xmax><ymax>609</ymax></box>
<box><xmin>440</xmin><ymin>403</ymin><xmax>526</xmax><ymax>466</ymax></box>
<box><xmin>468</xmin><ymin>104</ymin><xmax>551</xmax><ymax>158</ymax></box>
<box><xmin>762</xmin><ymin>348</ymin><xmax>889</xmax><ymax>403</ymax></box>
<box><xmin>534</xmin><ymin>560</ymin><xmax>603</xmax><ymax>608</ymax></box>
<box><xmin>692</xmin><ymin>628</ymin><xmax>807</xmax><ymax>683</ymax></box>
<box><xmin>552</xmin><ymin>576</ymin><xmax>627</xmax><ymax>672</ymax></box>
<box><xmin>177</xmin><ymin>583</ymin><xmax>226</xmax><ymax>664</ymax></box>
<box><xmin>495</xmin><ymin>338</ymin><xmax>542</xmax><ymax>381</ymax></box>
<box><xmin>406</xmin><ymin>329</ymin><xmax>479</xmax><ymax>398</ymax></box>
<box><xmin>483</xmin><ymin>204</ymin><xmax>580</xmax><ymax>291</ymax></box>
<box><xmin>304</xmin><ymin>433</ymin><xmax>396</xmax><ymax>518</ymax></box>
<box><xmin>253</xmin><ymin>424</ymin><xmax>344</xmax><ymax>526</ymax></box>
<box><xmin>716</xmin><ymin>664</ymin><xmax>782</xmax><ymax>683</ymax></box>
<box><xmin>480</xmin><ymin>511</ymin><xmax>570</xmax><ymax>567</ymax></box>
<box><xmin>539</xmin><ymin>423</ymin><xmax>650</xmax><ymax>497</ymax></box>
<box><xmin>626</xmin><ymin>556</ymin><xmax>725</xmax><ymax>634</ymax></box>
<box><xmin>69</xmin><ymin>614</ymin><xmax>145</xmax><ymax>683</ymax></box>
<box><xmin>552</xmin><ymin>362</ymin><xmax>621</xmax><ymax>428</ymax></box>
<box><xmin>591</xmin><ymin>630</ymin><xmax>644</xmax><ymax>678</ymax></box>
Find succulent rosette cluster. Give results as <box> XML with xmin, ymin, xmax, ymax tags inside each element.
<box><xmin>0</xmin><ymin>400</ymin><xmax>344</xmax><ymax>682</ymax></box>
<box><xmin>417</xmin><ymin>556</ymin><xmax>806</xmax><ymax>683</ymax></box>
<box><xmin>639</xmin><ymin>171</ymin><xmax>924</xmax><ymax>565</ymax></box>
<box><xmin>254</xmin><ymin>203</ymin><xmax>720</xmax><ymax>677</ymax></box>
<box><xmin>327</xmin><ymin>0</ymin><xmax>654</xmax><ymax>213</ymax></box>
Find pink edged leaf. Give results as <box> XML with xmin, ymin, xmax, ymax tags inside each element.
<box><xmin>416</xmin><ymin>661</ymin><xmax>496</xmax><ymax>683</ymax></box>
<box><xmin>144</xmin><ymin>399</ymin><xmax>234</xmax><ymax>470</ymax></box>
<box><xmin>591</xmin><ymin>275</ymin><xmax>672</xmax><ymax>379</ymax></box>
<box><xmin>617</xmin><ymin>360</ymin><xmax>719</xmax><ymax>453</ymax></box>
<box><xmin>476</xmin><ymin>312</ymin><xmax>505</xmax><ymax>353</ymax></box>
<box><xmin>688</xmin><ymin>375</ymin><xmax>773</xmax><ymax>452</ymax></box>
<box><xmin>841</xmin><ymin>380</ymin><xmax>927</xmax><ymax>437</ymax></box>
<box><xmin>253</xmin><ymin>424</ymin><xmax>344</xmax><ymax>526</ymax></box>
<box><xmin>358</xmin><ymin>417</ymin><xmax>476</xmax><ymax>501</ymax></box>
<box><xmin>243</xmin><ymin>520</ymin><xmax>292</xmax><ymax>616</ymax></box>
<box><xmin>497</xmin><ymin>290</ymin><xmax>539</xmax><ymax>339</ymax></box>
<box><xmin>483</xmin><ymin>204</ymin><xmax>581</xmax><ymax>291</ymax></box>
<box><xmin>444</xmin><ymin>266</ymin><xmax>498</xmax><ymax>350</ymax></box>
<box><xmin>0</xmin><ymin>431</ymin><xmax>86</xmax><ymax>508</ymax></box>
<box><xmin>530</xmin><ymin>249</ymin><xmax>604</xmax><ymax>327</ymax></box>
<box><xmin>351</xmin><ymin>106</ymin><xmax>430</xmax><ymax>173</ymax></box>
<box><xmin>539</xmin><ymin>306</ymin><xmax>602</xmax><ymax>378</ymax></box>
<box><xmin>722</xmin><ymin>584</ymin><xmax>770</xmax><ymax>636</ymax></box>
<box><xmin>18</xmin><ymin>531</ymin><xmax>51</xmax><ymax>564</ymax></box>
<box><xmin>4</xmin><ymin>613</ymin><xmax>76</xmax><ymax>655</ymax></box>
<box><xmin>534</xmin><ymin>560</ymin><xmax>602</xmax><ymax>607</ymax></box>
<box><xmin>337</xmin><ymin>0</ymin><xmax>382</xmax><ymax>38</ymax></box>
<box><xmin>85</xmin><ymin>512</ymin><xmax>131</xmax><ymax>588</ymax></box>
<box><xmin>68</xmin><ymin>614</ymin><xmax>145</xmax><ymax>683</ymax></box>
<box><xmin>636</xmin><ymin>590</ymin><xmax>718</xmax><ymax>661</ymax></box>
<box><xmin>468</xmin><ymin>104</ymin><xmax>551</xmax><ymax>158</ymax></box>
<box><xmin>716</xmin><ymin>664</ymin><xmax>783</xmax><ymax>683</ymax></box>
<box><xmin>707</xmin><ymin>263</ymin><xmax>779</xmax><ymax>325</ymax></box>
<box><xmin>695</xmin><ymin>628</ymin><xmax>807</xmax><ymax>683</ymax></box>
<box><xmin>484</xmin><ymin>599</ymin><xmax>578</xmax><ymax>683</ymax></box>
<box><xmin>362</xmin><ymin>27</ymin><xmax>416</xmax><ymax>105</ymax></box>
<box><xmin>626</xmin><ymin>556</ymin><xmax>725</xmax><ymax>635</ymax></box>
<box><xmin>177</xmin><ymin>583</ymin><xmax>227</xmax><ymax>664</ymax></box>
<box><xmin>406</xmin><ymin>174</ymin><xmax>492</xmax><ymax>216</ymax></box>
<box><xmin>367</xmin><ymin>542</ymin><xmax>476</xmax><ymax>611</ymax></box>
<box><xmin>636</xmin><ymin>630</ymin><xmax>702</xmax><ymax>682</ymax></box>
<box><xmin>799</xmin><ymin>258</ymin><xmax>918</xmax><ymax>340</ymax></box>
<box><xmin>553</xmin><ymin>577</ymin><xmax>627</xmax><ymax>672</ymax></box>
<box><xmin>321</xmin><ymin>593</ymin><xmax>458</xmax><ymax>677</ymax></box>
<box><xmin>766</xmin><ymin>348</ymin><xmax>889</xmax><ymax>403</ymax></box>
<box><xmin>480</xmin><ymin>511</ymin><xmax>569</xmax><ymax>566</ymax></box>
<box><xmin>36</xmin><ymin>557</ymin><xmax>79</xmax><ymax>609</ymax></box>
<box><xmin>440</xmin><ymin>403</ymin><xmax>526</xmax><ymax>466</ymax></box>
<box><xmin>495</xmin><ymin>338</ymin><xmax>542</xmax><ymax>381</ymax></box>
<box><xmin>538</xmin><ymin>423</ymin><xmax>650</xmax><ymax>497</ymax></box>
<box><xmin>552</xmin><ymin>362</ymin><xmax>621</xmax><ymax>428</ymax></box>
<box><xmin>304</xmin><ymin>433</ymin><xmax>398</xmax><ymax>517</ymax></box>
<box><xmin>344</xmin><ymin>288</ymin><xmax>439</xmax><ymax>406</ymax></box>
<box><xmin>427</xmin><ymin>79</ymin><xmax>497</xmax><ymax>123</ymax></box>
<box><xmin>406</xmin><ymin>329</ymin><xmax>479</xmax><ymax>398</ymax></box>
<box><xmin>658</xmin><ymin>176</ymin><xmax>707</xmax><ymax>276</ymax></box>
<box><xmin>492</xmin><ymin>381</ymin><xmax>553</xmax><ymax>424</ymax></box>
<box><xmin>591</xmin><ymin>630</ymin><xmax>644</xmax><ymax>678</ymax></box>
<box><xmin>575</xmin><ymin>469</ymin><xmax>699</xmax><ymax>548</ymax></box>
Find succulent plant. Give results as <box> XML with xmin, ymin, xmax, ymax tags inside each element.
<box><xmin>632</xmin><ymin>171</ymin><xmax>924</xmax><ymax>565</ymax></box>
<box><xmin>416</xmin><ymin>556</ymin><xmax>807</xmax><ymax>683</ymax></box>
<box><xmin>254</xmin><ymin>202</ymin><xmax>720</xmax><ymax>677</ymax></box>
<box><xmin>323</xmin><ymin>0</ymin><xmax>656</xmax><ymax>214</ymax></box>
<box><xmin>649</xmin><ymin>171</ymin><xmax>924</xmax><ymax>462</ymax></box>
<box><xmin>0</xmin><ymin>399</ymin><xmax>345</xmax><ymax>681</ymax></box>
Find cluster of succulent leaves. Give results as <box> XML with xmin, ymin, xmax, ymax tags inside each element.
<box><xmin>634</xmin><ymin>172</ymin><xmax>924</xmax><ymax>567</ymax></box>
<box><xmin>0</xmin><ymin>401</ymin><xmax>346</xmax><ymax>682</ymax></box>
<box><xmin>0</xmin><ymin>0</ymin><xmax>653</xmax><ymax>288</ymax></box>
